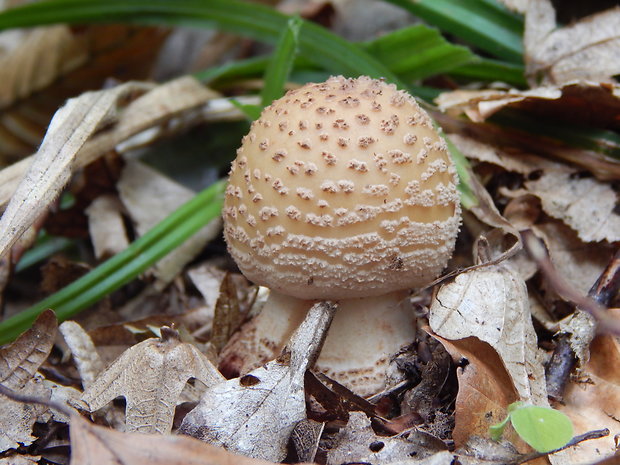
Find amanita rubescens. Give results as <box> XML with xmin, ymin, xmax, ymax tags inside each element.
<box><xmin>221</xmin><ymin>76</ymin><xmax>461</xmax><ymax>396</ymax></box>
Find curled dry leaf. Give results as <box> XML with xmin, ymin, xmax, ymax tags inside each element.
<box><xmin>327</xmin><ymin>412</ymin><xmax>449</xmax><ymax>465</ymax></box>
<box><xmin>428</xmin><ymin>332</ymin><xmax>521</xmax><ymax>450</ymax></box>
<box><xmin>0</xmin><ymin>82</ymin><xmax>152</xmax><ymax>260</ymax></box>
<box><xmin>81</xmin><ymin>327</ymin><xmax>224</xmax><ymax>434</ymax></box>
<box><xmin>68</xmin><ymin>413</ymin><xmax>285</xmax><ymax>465</ymax></box>
<box><xmin>0</xmin><ymin>76</ymin><xmax>222</xmax><ymax>212</ymax></box>
<box><xmin>0</xmin><ymin>310</ymin><xmax>57</xmax><ymax>451</ymax></box>
<box><xmin>180</xmin><ymin>301</ymin><xmax>337</xmax><ymax>463</ymax></box>
<box><xmin>59</xmin><ymin>321</ymin><xmax>104</xmax><ymax>391</ymax></box>
<box><xmin>524</xmin><ymin>0</ymin><xmax>620</xmax><ymax>85</ymax></box>
<box><xmin>85</xmin><ymin>195</ymin><xmax>130</xmax><ymax>260</ymax></box>
<box><xmin>117</xmin><ymin>160</ymin><xmax>222</xmax><ymax>286</ymax></box>
<box><xmin>429</xmin><ymin>261</ymin><xmax>547</xmax><ymax>405</ymax></box>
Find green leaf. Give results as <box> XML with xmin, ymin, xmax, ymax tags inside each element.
<box><xmin>489</xmin><ymin>414</ymin><xmax>511</xmax><ymax>441</ymax></box>
<box><xmin>383</xmin><ymin>0</ymin><xmax>524</xmax><ymax>63</ymax></box>
<box><xmin>261</xmin><ymin>15</ymin><xmax>302</xmax><ymax>106</ymax></box>
<box><xmin>510</xmin><ymin>405</ymin><xmax>574</xmax><ymax>453</ymax></box>
<box><xmin>230</xmin><ymin>99</ymin><xmax>262</xmax><ymax>121</ymax></box>
<box><xmin>363</xmin><ymin>24</ymin><xmax>475</xmax><ymax>81</ymax></box>
<box><xmin>0</xmin><ymin>180</ymin><xmax>226</xmax><ymax>346</ymax></box>
<box><xmin>0</xmin><ymin>0</ymin><xmax>402</xmax><ymax>86</ymax></box>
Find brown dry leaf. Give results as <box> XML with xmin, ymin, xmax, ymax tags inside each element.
<box><xmin>59</xmin><ymin>321</ymin><xmax>104</xmax><ymax>391</ymax></box>
<box><xmin>0</xmin><ymin>25</ymin><xmax>167</xmax><ymax>161</ymax></box>
<box><xmin>117</xmin><ymin>160</ymin><xmax>221</xmax><ymax>287</ymax></box>
<box><xmin>327</xmin><ymin>412</ymin><xmax>450</xmax><ymax>465</ymax></box>
<box><xmin>0</xmin><ymin>26</ymin><xmax>87</xmax><ymax>110</ymax></box>
<box><xmin>557</xmin><ymin>335</ymin><xmax>620</xmax><ymax>464</ymax></box>
<box><xmin>0</xmin><ymin>310</ymin><xmax>57</xmax><ymax>450</ymax></box>
<box><xmin>429</xmin><ymin>260</ymin><xmax>547</xmax><ymax>405</ymax></box>
<box><xmin>429</xmin><ymin>333</ymin><xmax>521</xmax><ymax>450</ymax></box>
<box><xmin>524</xmin><ymin>0</ymin><xmax>620</xmax><ymax>85</ymax></box>
<box><xmin>211</xmin><ymin>273</ymin><xmax>243</xmax><ymax>353</ymax></box>
<box><xmin>81</xmin><ymin>327</ymin><xmax>224</xmax><ymax>434</ymax></box>
<box><xmin>533</xmin><ymin>221</ymin><xmax>614</xmax><ymax>295</ymax></box>
<box><xmin>68</xmin><ymin>412</ymin><xmax>286</xmax><ymax>465</ymax></box>
<box><xmin>85</xmin><ymin>194</ymin><xmax>129</xmax><ymax>260</ymax></box>
<box><xmin>0</xmin><ymin>82</ymin><xmax>152</xmax><ymax>260</ymax></box>
<box><xmin>0</xmin><ymin>76</ymin><xmax>222</xmax><ymax>212</ymax></box>
<box><xmin>180</xmin><ymin>301</ymin><xmax>337</xmax><ymax>462</ymax></box>
<box><xmin>524</xmin><ymin>168</ymin><xmax>620</xmax><ymax>243</ymax></box>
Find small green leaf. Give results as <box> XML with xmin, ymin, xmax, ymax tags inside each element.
<box><xmin>510</xmin><ymin>405</ymin><xmax>574</xmax><ymax>453</ymax></box>
<box><xmin>230</xmin><ymin>99</ymin><xmax>262</xmax><ymax>121</ymax></box>
<box><xmin>489</xmin><ymin>414</ymin><xmax>511</xmax><ymax>441</ymax></box>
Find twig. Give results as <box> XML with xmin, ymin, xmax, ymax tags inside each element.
<box><xmin>0</xmin><ymin>382</ymin><xmax>75</xmax><ymax>419</ymax></box>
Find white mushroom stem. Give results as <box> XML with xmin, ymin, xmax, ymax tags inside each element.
<box><xmin>220</xmin><ymin>289</ymin><xmax>417</xmax><ymax>396</ymax></box>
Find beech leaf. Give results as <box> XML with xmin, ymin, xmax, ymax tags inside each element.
<box><xmin>81</xmin><ymin>326</ymin><xmax>224</xmax><ymax>434</ymax></box>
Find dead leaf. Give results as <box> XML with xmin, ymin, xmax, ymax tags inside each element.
<box><xmin>0</xmin><ymin>309</ymin><xmax>57</xmax><ymax>389</ymax></box>
<box><xmin>525</xmin><ymin>169</ymin><xmax>620</xmax><ymax>243</ymax></box>
<box><xmin>533</xmin><ymin>221</ymin><xmax>614</xmax><ymax>295</ymax></box>
<box><xmin>0</xmin><ymin>25</ymin><xmax>168</xmax><ymax>161</ymax></box>
<box><xmin>180</xmin><ymin>301</ymin><xmax>337</xmax><ymax>462</ymax></box>
<box><xmin>524</xmin><ymin>0</ymin><xmax>620</xmax><ymax>85</ymax></box>
<box><xmin>0</xmin><ymin>82</ymin><xmax>152</xmax><ymax>260</ymax></box>
<box><xmin>0</xmin><ymin>455</ymin><xmax>40</xmax><ymax>464</ymax></box>
<box><xmin>59</xmin><ymin>321</ymin><xmax>104</xmax><ymax>391</ymax></box>
<box><xmin>0</xmin><ymin>310</ymin><xmax>57</xmax><ymax>451</ymax></box>
<box><xmin>429</xmin><ymin>333</ymin><xmax>521</xmax><ymax>450</ymax></box>
<box><xmin>429</xmin><ymin>260</ymin><xmax>547</xmax><ymax>405</ymax></box>
<box><xmin>81</xmin><ymin>326</ymin><xmax>224</xmax><ymax>434</ymax></box>
<box><xmin>211</xmin><ymin>273</ymin><xmax>242</xmax><ymax>353</ymax></box>
<box><xmin>68</xmin><ymin>412</ymin><xmax>287</xmax><ymax>465</ymax></box>
<box><xmin>327</xmin><ymin>412</ymin><xmax>449</xmax><ymax>465</ymax></box>
<box><xmin>117</xmin><ymin>160</ymin><xmax>221</xmax><ymax>287</ymax></box>
<box><xmin>85</xmin><ymin>194</ymin><xmax>129</xmax><ymax>260</ymax></box>
<box><xmin>0</xmin><ymin>76</ymin><xmax>223</xmax><ymax>213</ymax></box>
<box><xmin>559</xmin><ymin>335</ymin><xmax>620</xmax><ymax>463</ymax></box>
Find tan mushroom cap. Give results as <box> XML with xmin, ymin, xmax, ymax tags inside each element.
<box><xmin>223</xmin><ymin>76</ymin><xmax>461</xmax><ymax>300</ymax></box>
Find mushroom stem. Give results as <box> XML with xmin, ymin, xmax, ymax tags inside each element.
<box><xmin>220</xmin><ymin>289</ymin><xmax>417</xmax><ymax>396</ymax></box>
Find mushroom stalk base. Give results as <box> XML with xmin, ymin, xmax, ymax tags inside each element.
<box><xmin>220</xmin><ymin>289</ymin><xmax>417</xmax><ymax>396</ymax></box>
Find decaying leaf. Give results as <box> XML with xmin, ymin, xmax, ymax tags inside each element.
<box><xmin>429</xmin><ymin>260</ymin><xmax>547</xmax><ymax>405</ymax></box>
<box><xmin>429</xmin><ymin>333</ymin><xmax>521</xmax><ymax>449</ymax></box>
<box><xmin>0</xmin><ymin>309</ymin><xmax>57</xmax><ymax>389</ymax></box>
<box><xmin>525</xmin><ymin>169</ymin><xmax>620</xmax><ymax>243</ymax></box>
<box><xmin>559</xmin><ymin>335</ymin><xmax>620</xmax><ymax>464</ymax></box>
<box><xmin>180</xmin><ymin>301</ymin><xmax>337</xmax><ymax>462</ymax></box>
<box><xmin>0</xmin><ymin>82</ymin><xmax>152</xmax><ymax>260</ymax></box>
<box><xmin>59</xmin><ymin>321</ymin><xmax>104</xmax><ymax>391</ymax></box>
<box><xmin>0</xmin><ymin>455</ymin><xmax>40</xmax><ymax>465</ymax></box>
<box><xmin>327</xmin><ymin>412</ymin><xmax>449</xmax><ymax>465</ymax></box>
<box><xmin>85</xmin><ymin>194</ymin><xmax>129</xmax><ymax>260</ymax></box>
<box><xmin>524</xmin><ymin>0</ymin><xmax>620</xmax><ymax>85</ymax></box>
<box><xmin>68</xmin><ymin>413</ymin><xmax>282</xmax><ymax>465</ymax></box>
<box><xmin>211</xmin><ymin>272</ymin><xmax>243</xmax><ymax>353</ymax></box>
<box><xmin>117</xmin><ymin>159</ymin><xmax>222</xmax><ymax>286</ymax></box>
<box><xmin>81</xmin><ymin>326</ymin><xmax>224</xmax><ymax>434</ymax></box>
<box><xmin>0</xmin><ymin>310</ymin><xmax>57</xmax><ymax>451</ymax></box>
<box><xmin>0</xmin><ymin>76</ymin><xmax>224</xmax><ymax>212</ymax></box>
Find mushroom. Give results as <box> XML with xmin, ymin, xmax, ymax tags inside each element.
<box><xmin>221</xmin><ymin>76</ymin><xmax>461</xmax><ymax>396</ymax></box>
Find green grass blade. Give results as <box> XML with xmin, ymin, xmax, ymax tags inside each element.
<box><xmin>383</xmin><ymin>0</ymin><xmax>524</xmax><ymax>63</ymax></box>
<box><xmin>0</xmin><ymin>180</ymin><xmax>225</xmax><ymax>346</ymax></box>
<box><xmin>0</xmin><ymin>0</ymin><xmax>403</xmax><ymax>85</ymax></box>
<box><xmin>450</xmin><ymin>58</ymin><xmax>526</xmax><ymax>87</ymax></box>
<box><xmin>261</xmin><ymin>15</ymin><xmax>301</xmax><ymax>106</ymax></box>
<box><xmin>14</xmin><ymin>234</ymin><xmax>73</xmax><ymax>273</ymax></box>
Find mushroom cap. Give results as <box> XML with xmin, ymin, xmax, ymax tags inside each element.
<box><xmin>223</xmin><ymin>76</ymin><xmax>461</xmax><ymax>300</ymax></box>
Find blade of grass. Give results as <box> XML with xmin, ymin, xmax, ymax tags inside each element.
<box><xmin>0</xmin><ymin>180</ymin><xmax>225</xmax><ymax>346</ymax></box>
<box><xmin>261</xmin><ymin>15</ymin><xmax>301</xmax><ymax>107</ymax></box>
<box><xmin>0</xmin><ymin>0</ymin><xmax>403</xmax><ymax>86</ymax></box>
<box><xmin>14</xmin><ymin>234</ymin><xmax>73</xmax><ymax>273</ymax></box>
<box><xmin>383</xmin><ymin>0</ymin><xmax>524</xmax><ymax>63</ymax></box>
<box><xmin>450</xmin><ymin>58</ymin><xmax>526</xmax><ymax>87</ymax></box>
